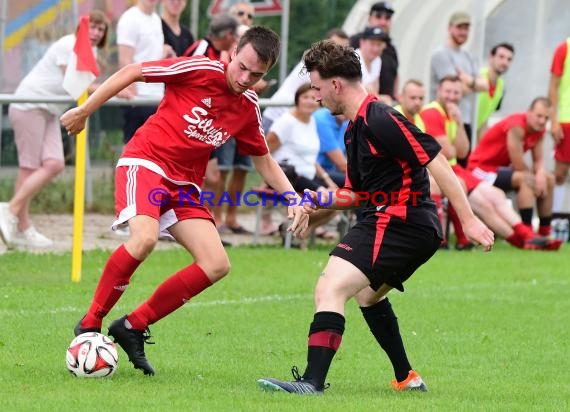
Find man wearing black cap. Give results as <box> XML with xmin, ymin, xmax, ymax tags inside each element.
<box><xmin>357</xmin><ymin>27</ymin><xmax>389</xmax><ymax>96</ymax></box>
<box><xmin>350</xmin><ymin>1</ymin><xmax>398</xmax><ymax>104</ymax></box>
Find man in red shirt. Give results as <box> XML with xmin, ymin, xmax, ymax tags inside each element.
<box><xmin>421</xmin><ymin>76</ymin><xmax>557</xmax><ymax>250</ymax></box>
<box><xmin>548</xmin><ymin>38</ymin><xmax>570</xmax><ymax>226</ymax></box>
<box><xmin>61</xmin><ymin>27</ymin><xmax>309</xmax><ymax>376</ymax></box>
<box><xmin>468</xmin><ymin>98</ymin><xmax>556</xmax><ymax>236</ymax></box>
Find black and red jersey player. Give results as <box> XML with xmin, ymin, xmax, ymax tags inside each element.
<box><xmin>258</xmin><ymin>40</ymin><xmax>494</xmax><ymax>395</ymax></box>
<box><xmin>61</xmin><ymin>27</ymin><xmax>309</xmax><ymax>376</ymax></box>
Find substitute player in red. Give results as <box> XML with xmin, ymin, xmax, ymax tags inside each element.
<box><xmin>61</xmin><ymin>27</ymin><xmax>308</xmax><ymax>376</ymax></box>
<box><xmin>548</xmin><ymin>38</ymin><xmax>570</xmax><ymax>226</ymax></box>
<box><xmin>467</xmin><ymin>98</ymin><xmax>556</xmax><ymax>237</ymax></box>
<box><xmin>257</xmin><ymin>40</ymin><xmax>494</xmax><ymax>395</ymax></box>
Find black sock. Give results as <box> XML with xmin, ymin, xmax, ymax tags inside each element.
<box><xmin>520</xmin><ymin>208</ymin><xmax>534</xmax><ymax>226</ymax></box>
<box><xmin>302</xmin><ymin>311</ymin><xmax>345</xmax><ymax>390</ymax></box>
<box><xmin>360</xmin><ymin>298</ymin><xmax>411</xmax><ymax>382</ymax></box>
<box><xmin>539</xmin><ymin>216</ymin><xmax>552</xmax><ymax>228</ymax></box>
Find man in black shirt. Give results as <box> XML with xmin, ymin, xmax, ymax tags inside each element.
<box><xmin>161</xmin><ymin>0</ymin><xmax>194</xmax><ymax>57</ymax></box>
<box><xmin>350</xmin><ymin>1</ymin><xmax>399</xmax><ymax>103</ymax></box>
<box><xmin>258</xmin><ymin>40</ymin><xmax>494</xmax><ymax>395</ymax></box>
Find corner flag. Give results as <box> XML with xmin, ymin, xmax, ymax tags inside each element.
<box><xmin>63</xmin><ymin>15</ymin><xmax>99</xmax><ymax>99</ymax></box>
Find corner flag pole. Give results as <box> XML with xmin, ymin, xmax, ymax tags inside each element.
<box><xmin>71</xmin><ymin>91</ymin><xmax>89</xmax><ymax>283</ymax></box>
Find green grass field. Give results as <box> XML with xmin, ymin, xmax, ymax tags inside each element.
<box><xmin>1</xmin><ymin>242</ymin><xmax>569</xmax><ymax>411</ymax></box>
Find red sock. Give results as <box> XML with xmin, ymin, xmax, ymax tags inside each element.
<box><xmin>127</xmin><ymin>263</ymin><xmax>213</xmax><ymax>330</ymax></box>
<box><xmin>514</xmin><ymin>223</ymin><xmax>534</xmax><ymax>242</ymax></box>
<box><xmin>448</xmin><ymin>204</ymin><xmax>470</xmax><ymax>245</ymax></box>
<box><xmin>432</xmin><ymin>194</ymin><xmax>447</xmax><ymax>242</ymax></box>
<box><xmin>538</xmin><ymin>225</ymin><xmax>551</xmax><ymax>236</ymax></box>
<box><xmin>506</xmin><ymin>232</ymin><xmax>523</xmax><ymax>248</ymax></box>
<box><xmin>82</xmin><ymin>245</ymin><xmax>142</xmax><ymax>329</ymax></box>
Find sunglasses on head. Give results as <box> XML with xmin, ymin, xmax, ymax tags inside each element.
<box><xmin>237</xmin><ymin>10</ymin><xmax>254</xmax><ymax>19</ymax></box>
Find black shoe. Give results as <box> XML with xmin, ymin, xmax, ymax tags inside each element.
<box><xmin>257</xmin><ymin>366</ymin><xmax>324</xmax><ymax>395</ymax></box>
<box><xmin>108</xmin><ymin>316</ymin><xmax>155</xmax><ymax>376</ymax></box>
<box><xmin>74</xmin><ymin>316</ymin><xmax>101</xmax><ymax>336</ymax></box>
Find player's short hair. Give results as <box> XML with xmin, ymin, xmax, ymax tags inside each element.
<box><xmin>490</xmin><ymin>42</ymin><xmax>515</xmax><ymax>56</ymax></box>
<box><xmin>236</xmin><ymin>26</ymin><xmax>281</xmax><ymax>69</ymax></box>
<box><xmin>529</xmin><ymin>96</ymin><xmax>551</xmax><ymax>110</ymax></box>
<box><xmin>86</xmin><ymin>10</ymin><xmax>110</xmax><ymax>49</ymax></box>
<box><xmin>303</xmin><ymin>40</ymin><xmax>361</xmax><ymax>81</ymax></box>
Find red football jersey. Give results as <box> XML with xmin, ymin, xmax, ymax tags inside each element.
<box><xmin>467</xmin><ymin>113</ymin><xmax>545</xmax><ymax>172</ymax></box>
<box><xmin>120</xmin><ymin>56</ymin><xmax>267</xmax><ymax>187</ymax></box>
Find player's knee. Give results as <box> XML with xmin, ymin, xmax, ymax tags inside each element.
<box><xmin>128</xmin><ymin>234</ymin><xmax>158</xmax><ymax>259</ymax></box>
<box><xmin>206</xmin><ymin>257</ymin><xmax>231</xmax><ymax>282</ymax></box>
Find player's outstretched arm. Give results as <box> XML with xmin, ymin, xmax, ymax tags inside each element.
<box><xmin>427</xmin><ymin>153</ymin><xmax>495</xmax><ymax>251</ymax></box>
<box><xmin>61</xmin><ymin>63</ymin><xmax>144</xmax><ymax>135</ymax></box>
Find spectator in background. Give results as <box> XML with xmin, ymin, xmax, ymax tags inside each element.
<box><xmin>430</xmin><ymin>11</ymin><xmax>488</xmax><ymax>165</ymax></box>
<box><xmin>228</xmin><ymin>1</ymin><xmax>255</xmax><ymax>26</ymax></box>
<box><xmin>394</xmin><ymin>79</ymin><xmax>426</xmax><ymax>129</ymax></box>
<box><xmin>117</xmin><ymin>0</ymin><xmax>166</xmax><ymax>144</ymax></box>
<box><xmin>468</xmin><ymin>98</ymin><xmax>557</xmax><ymax>237</ymax></box>
<box><xmin>356</xmin><ymin>27</ymin><xmax>388</xmax><ymax>99</ymax></box>
<box><xmin>161</xmin><ymin>0</ymin><xmax>194</xmax><ymax>57</ymax></box>
<box><xmin>350</xmin><ymin>1</ymin><xmax>398</xmax><ymax>104</ymax></box>
<box><xmin>548</xmin><ymin>37</ymin><xmax>570</xmax><ymax>227</ymax></box>
<box><xmin>314</xmin><ymin>107</ymin><xmax>348</xmax><ymax>188</ymax></box>
<box><xmin>184</xmin><ymin>13</ymin><xmax>238</xmax><ymax>60</ymax></box>
<box><xmin>477</xmin><ymin>42</ymin><xmax>515</xmax><ymax>138</ymax></box>
<box><xmin>0</xmin><ymin>11</ymin><xmax>110</xmax><ymax>249</ymax></box>
<box><xmin>266</xmin><ymin>83</ymin><xmax>339</xmax><ymax>244</ymax></box>
<box><xmin>420</xmin><ymin>77</ymin><xmax>559</xmax><ymax>251</ymax></box>
<box><xmin>262</xmin><ymin>28</ymin><xmax>349</xmax><ymax>133</ymax></box>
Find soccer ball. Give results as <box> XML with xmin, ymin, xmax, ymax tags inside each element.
<box><xmin>66</xmin><ymin>332</ymin><xmax>118</xmax><ymax>378</ymax></box>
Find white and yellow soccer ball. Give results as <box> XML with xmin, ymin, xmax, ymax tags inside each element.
<box><xmin>66</xmin><ymin>332</ymin><xmax>118</xmax><ymax>378</ymax></box>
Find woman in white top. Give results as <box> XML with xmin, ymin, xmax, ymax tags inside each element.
<box><xmin>1</xmin><ymin>11</ymin><xmax>109</xmax><ymax>249</ymax></box>
<box><xmin>266</xmin><ymin>83</ymin><xmax>338</xmax><ymax>243</ymax></box>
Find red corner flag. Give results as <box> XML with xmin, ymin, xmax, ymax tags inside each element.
<box><xmin>63</xmin><ymin>15</ymin><xmax>99</xmax><ymax>99</ymax></box>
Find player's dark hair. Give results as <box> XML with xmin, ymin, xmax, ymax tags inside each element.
<box><xmin>294</xmin><ymin>83</ymin><xmax>312</xmax><ymax>106</ymax></box>
<box><xmin>236</xmin><ymin>26</ymin><xmax>280</xmax><ymax>69</ymax></box>
<box><xmin>490</xmin><ymin>42</ymin><xmax>515</xmax><ymax>56</ymax></box>
<box><xmin>303</xmin><ymin>40</ymin><xmax>361</xmax><ymax>81</ymax></box>
<box><xmin>529</xmin><ymin>96</ymin><xmax>551</xmax><ymax>109</ymax></box>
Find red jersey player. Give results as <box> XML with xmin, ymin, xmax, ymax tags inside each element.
<box><xmin>61</xmin><ymin>27</ymin><xmax>309</xmax><ymax>375</ymax></box>
<box><xmin>467</xmin><ymin>98</ymin><xmax>556</xmax><ymax>237</ymax></box>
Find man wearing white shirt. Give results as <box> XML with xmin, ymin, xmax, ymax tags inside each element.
<box><xmin>117</xmin><ymin>0</ymin><xmax>167</xmax><ymax>143</ymax></box>
<box><xmin>356</xmin><ymin>27</ymin><xmax>388</xmax><ymax>99</ymax></box>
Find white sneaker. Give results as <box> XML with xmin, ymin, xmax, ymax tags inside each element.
<box><xmin>13</xmin><ymin>226</ymin><xmax>54</xmax><ymax>248</ymax></box>
<box><xmin>0</xmin><ymin>202</ymin><xmax>19</xmax><ymax>248</ymax></box>
<box><xmin>114</xmin><ymin>225</ymin><xmax>130</xmax><ymax>237</ymax></box>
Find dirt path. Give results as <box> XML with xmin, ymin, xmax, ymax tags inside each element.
<box><xmin>0</xmin><ymin>213</ymin><xmax>281</xmax><ymax>254</ymax></box>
